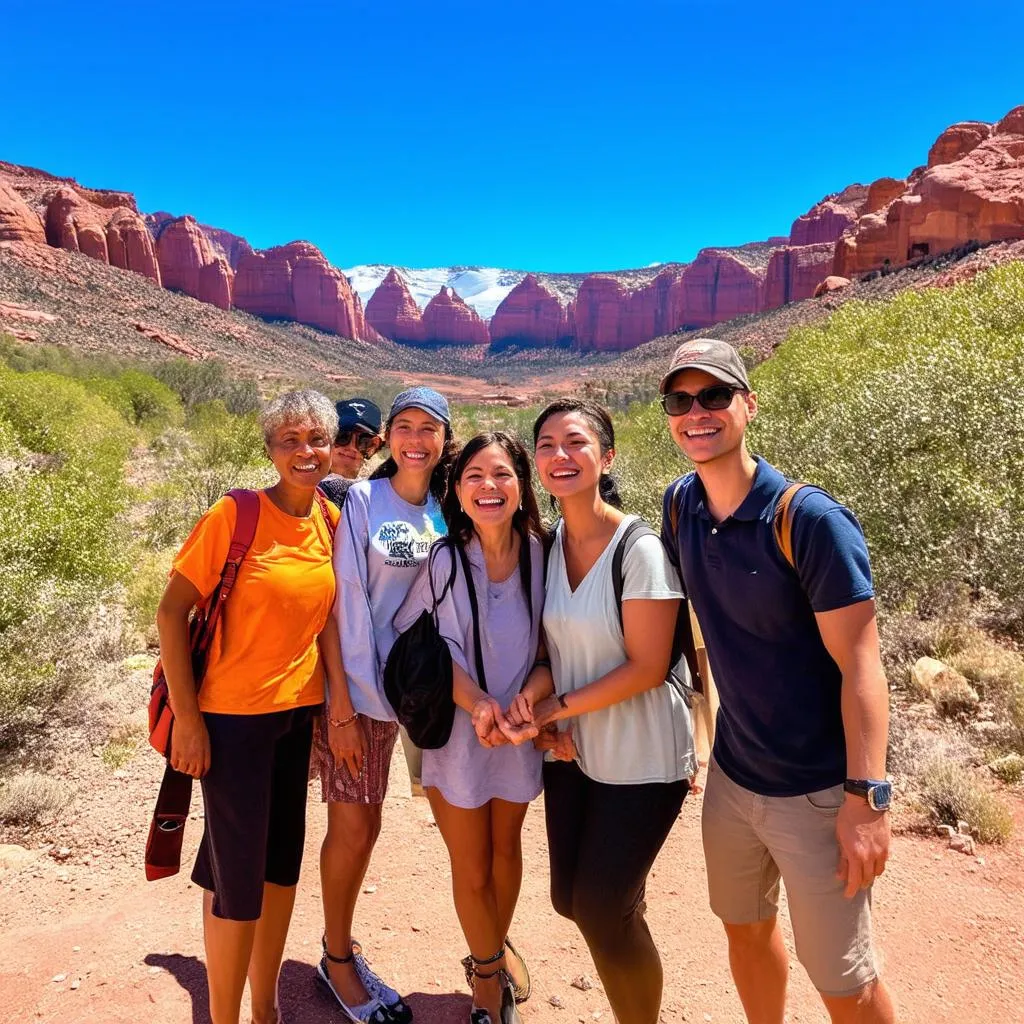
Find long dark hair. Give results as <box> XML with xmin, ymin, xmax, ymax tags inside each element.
<box><xmin>532</xmin><ymin>398</ymin><xmax>623</xmax><ymax>510</ymax></box>
<box><xmin>442</xmin><ymin>431</ymin><xmax>544</xmax><ymax>619</ymax></box>
<box><xmin>369</xmin><ymin>418</ymin><xmax>456</xmax><ymax>504</ymax></box>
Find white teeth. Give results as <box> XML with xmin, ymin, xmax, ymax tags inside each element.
<box><xmin>403</xmin><ymin>451</ymin><xmax>427</xmax><ymax>460</ymax></box>
<box><xmin>295</xmin><ymin>463</ymin><xmax>317</xmax><ymax>470</ymax></box>
<box><xmin>550</xmin><ymin>469</ymin><xmax>578</xmax><ymax>477</ymax></box>
<box><xmin>686</xmin><ymin>428</ymin><xmax>719</xmax><ymax>438</ymax></box>
<box><xmin>476</xmin><ymin>497</ymin><xmax>504</xmax><ymax>506</ymax></box>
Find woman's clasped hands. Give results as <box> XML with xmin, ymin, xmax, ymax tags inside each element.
<box><xmin>470</xmin><ymin>693</ymin><xmax>577</xmax><ymax>761</ymax></box>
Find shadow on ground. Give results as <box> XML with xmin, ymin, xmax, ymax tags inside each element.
<box><xmin>146</xmin><ymin>952</ymin><xmax>471</xmax><ymax>1023</ymax></box>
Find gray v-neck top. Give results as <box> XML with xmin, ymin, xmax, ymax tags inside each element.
<box><xmin>543</xmin><ymin>515</ymin><xmax>696</xmax><ymax>785</ymax></box>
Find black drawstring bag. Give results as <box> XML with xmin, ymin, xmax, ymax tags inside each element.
<box><xmin>384</xmin><ymin>539</ymin><xmax>487</xmax><ymax>749</ymax></box>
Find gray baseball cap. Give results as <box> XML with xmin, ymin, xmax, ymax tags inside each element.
<box><xmin>388</xmin><ymin>386</ymin><xmax>451</xmax><ymax>427</ymax></box>
<box><xmin>659</xmin><ymin>338</ymin><xmax>751</xmax><ymax>394</ymax></box>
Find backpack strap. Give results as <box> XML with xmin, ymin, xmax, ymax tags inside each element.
<box><xmin>455</xmin><ymin>542</ymin><xmax>488</xmax><ymax>694</ymax></box>
<box><xmin>772</xmin><ymin>481</ymin><xmax>818</xmax><ymax>571</ymax></box>
<box><xmin>612</xmin><ymin>517</ymin><xmax>704</xmax><ymax>696</ymax></box>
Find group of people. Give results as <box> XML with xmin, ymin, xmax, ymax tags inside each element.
<box><xmin>156</xmin><ymin>338</ymin><xmax>895</xmax><ymax>1024</ymax></box>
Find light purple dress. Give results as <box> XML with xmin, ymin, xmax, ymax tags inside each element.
<box><xmin>394</xmin><ymin>534</ymin><xmax>545</xmax><ymax>809</ymax></box>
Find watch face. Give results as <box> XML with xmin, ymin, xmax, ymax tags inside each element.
<box><xmin>868</xmin><ymin>782</ymin><xmax>892</xmax><ymax>811</ymax></box>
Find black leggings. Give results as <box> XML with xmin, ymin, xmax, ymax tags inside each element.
<box><xmin>543</xmin><ymin>759</ymin><xmax>687</xmax><ymax>1024</ymax></box>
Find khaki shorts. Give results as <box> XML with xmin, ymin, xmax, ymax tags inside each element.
<box><xmin>701</xmin><ymin>756</ymin><xmax>878</xmax><ymax>997</ymax></box>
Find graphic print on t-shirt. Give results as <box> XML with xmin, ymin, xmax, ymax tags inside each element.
<box><xmin>374</xmin><ymin>509</ymin><xmax>445</xmax><ymax>568</ymax></box>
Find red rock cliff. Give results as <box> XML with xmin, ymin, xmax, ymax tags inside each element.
<box><xmin>675</xmin><ymin>251</ymin><xmax>766</xmax><ymax>329</ymax></box>
<box><xmin>234</xmin><ymin>241</ymin><xmax>373</xmax><ymax>340</ymax></box>
<box><xmin>789</xmin><ymin>185</ymin><xmax>868</xmax><ymax>245</ymax></box>
<box><xmin>573</xmin><ymin>276</ymin><xmax>632</xmax><ymax>352</ymax></box>
<box><xmin>422</xmin><ymin>286</ymin><xmax>489</xmax><ymax>346</ymax></box>
<box><xmin>835</xmin><ymin>104</ymin><xmax>1024</xmax><ymax>277</ymax></box>
<box><xmin>764</xmin><ymin>243</ymin><xmax>834</xmax><ymax>309</ymax></box>
<box><xmin>0</xmin><ymin>182</ymin><xmax>46</xmax><ymax>244</ymax></box>
<box><xmin>489</xmin><ymin>274</ymin><xmax>572</xmax><ymax>348</ymax></box>
<box><xmin>365</xmin><ymin>268</ymin><xmax>426</xmax><ymax>344</ymax></box>
<box><xmin>154</xmin><ymin>216</ymin><xmax>232</xmax><ymax>309</ymax></box>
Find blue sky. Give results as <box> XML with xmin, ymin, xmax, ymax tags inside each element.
<box><xmin>3</xmin><ymin>1</ymin><xmax>1021</xmax><ymax>272</ymax></box>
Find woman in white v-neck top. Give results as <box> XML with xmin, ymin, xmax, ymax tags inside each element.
<box><xmin>510</xmin><ymin>398</ymin><xmax>693</xmax><ymax>1024</ymax></box>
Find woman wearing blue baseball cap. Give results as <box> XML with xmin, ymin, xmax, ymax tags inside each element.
<box><xmin>311</xmin><ymin>387</ymin><xmax>455</xmax><ymax>1023</ymax></box>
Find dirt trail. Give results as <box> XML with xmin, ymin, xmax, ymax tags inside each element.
<box><xmin>2</xmin><ymin>742</ymin><xmax>1023</xmax><ymax>1024</ymax></box>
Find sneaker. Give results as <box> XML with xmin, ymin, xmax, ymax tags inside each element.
<box><xmin>316</xmin><ymin>954</ymin><xmax>395</xmax><ymax>1024</ymax></box>
<box><xmin>348</xmin><ymin>941</ymin><xmax>413</xmax><ymax>1024</ymax></box>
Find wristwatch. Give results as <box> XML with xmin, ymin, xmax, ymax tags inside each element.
<box><xmin>844</xmin><ymin>778</ymin><xmax>892</xmax><ymax>812</ymax></box>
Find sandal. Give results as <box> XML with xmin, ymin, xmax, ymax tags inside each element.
<box><xmin>503</xmin><ymin>937</ymin><xmax>531</xmax><ymax>1005</ymax></box>
<box><xmin>316</xmin><ymin>944</ymin><xmax>395</xmax><ymax>1024</ymax></box>
<box><xmin>469</xmin><ymin>949</ymin><xmax>520</xmax><ymax>1024</ymax></box>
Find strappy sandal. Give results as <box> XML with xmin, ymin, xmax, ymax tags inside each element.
<box><xmin>338</xmin><ymin>937</ymin><xmax>414</xmax><ymax>1023</ymax></box>
<box><xmin>464</xmin><ymin>940</ymin><xmax>529</xmax><ymax>1006</ymax></box>
<box><xmin>316</xmin><ymin>943</ymin><xmax>395</xmax><ymax>1024</ymax></box>
<box><xmin>503</xmin><ymin>937</ymin><xmax>531</xmax><ymax>1005</ymax></box>
<box><xmin>468</xmin><ymin>949</ymin><xmax>520</xmax><ymax>1024</ymax></box>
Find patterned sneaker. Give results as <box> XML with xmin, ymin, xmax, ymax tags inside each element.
<box><xmin>316</xmin><ymin>952</ymin><xmax>395</xmax><ymax>1024</ymax></box>
<box><xmin>348</xmin><ymin>939</ymin><xmax>414</xmax><ymax>1024</ymax></box>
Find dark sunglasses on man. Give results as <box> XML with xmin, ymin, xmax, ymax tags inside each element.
<box><xmin>660</xmin><ymin>384</ymin><xmax>747</xmax><ymax>417</ymax></box>
<box><xmin>335</xmin><ymin>429</ymin><xmax>382</xmax><ymax>457</ymax></box>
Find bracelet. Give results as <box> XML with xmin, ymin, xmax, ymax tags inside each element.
<box><xmin>328</xmin><ymin>712</ymin><xmax>359</xmax><ymax>729</ymax></box>
<box><xmin>556</xmin><ymin>692</ymin><xmax>569</xmax><ymax>711</ymax></box>
<box><xmin>532</xmin><ymin>658</ymin><xmax>551</xmax><ymax>671</ymax></box>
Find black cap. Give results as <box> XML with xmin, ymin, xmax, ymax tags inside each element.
<box><xmin>335</xmin><ymin>397</ymin><xmax>382</xmax><ymax>436</ymax></box>
<box><xmin>660</xmin><ymin>338</ymin><xmax>751</xmax><ymax>394</ymax></box>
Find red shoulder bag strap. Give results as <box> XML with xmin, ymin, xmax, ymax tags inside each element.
<box><xmin>144</xmin><ymin>488</ymin><xmax>260</xmax><ymax>882</ymax></box>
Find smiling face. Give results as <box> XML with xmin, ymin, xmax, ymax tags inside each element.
<box><xmin>386</xmin><ymin>406</ymin><xmax>446</xmax><ymax>479</ymax></box>
<box><xmin>455</xmin><ymin>443</ymin><xmax>521</xmax><ymax>530</ymax></box>
<box><xmin>331</xmin><ymin>427</ymin><xmax>381</xmax><ymax>479</ymax></box>
<box><xmin>664</xmin><ymin>368</ymin><xmax>757</xmax><ymax>466</ymax></box>
<box><xmin>266</xmin><ymin>419</ymin><xmax>332</xmax><ymax>489</ymax></box>
<box><xmin>534</xmin><ymin>410</ymin><xmax>612</xmax><ymax>501</ymax></box>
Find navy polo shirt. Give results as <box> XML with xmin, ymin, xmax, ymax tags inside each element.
<box><xmin>661</xmin><ymin>457</ymin><xmax>874</xmax><ymax>797</ymax></box>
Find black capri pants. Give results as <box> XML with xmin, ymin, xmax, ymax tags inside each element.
<box><xmin>192</xmin><ymin>705</ymin><xmax>315</xmax><ymax>921</ymax></box>
<box><xmin>543</xmin><ymin>759</ymin><xmax>687</xmax><ymax>1024</ymax></box>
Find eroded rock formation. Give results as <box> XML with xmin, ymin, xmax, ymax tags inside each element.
<box><xmin>489</xmin><ymin>274</ymin><xmax>571</xmax><ymax>348</ymax></box>
<box><xmin>365</xmin><ymin>268</ymin><xmax>426</xmax><ymax>345</ymax></box>
<box><xmin>422</xmin><ymin>286</ymin><xmax>489</xmax><ymax>345</ymax></box>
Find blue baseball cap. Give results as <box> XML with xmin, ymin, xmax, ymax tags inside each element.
<box><xmin>388</xmin><ymin>386</ymin><xmax>451</xmax><ymax>427</ymax></box>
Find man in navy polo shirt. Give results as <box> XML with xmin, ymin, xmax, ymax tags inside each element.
<box><xmin>659</xmin><ymin>339</ymin><xmax>895</xmax><ymax>1024</ymax></box>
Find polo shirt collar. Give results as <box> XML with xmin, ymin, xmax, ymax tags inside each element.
<box><xmin>732</xmin><ymin>456</ymin><xmax>787</xmax><ymax>521</ymax></box>
<box><xmin>683</xmin><ymin>456</ymin><xmax>787</xmax><ymax>523</ymax></box>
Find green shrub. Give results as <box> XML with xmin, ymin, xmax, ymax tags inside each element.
<box><xmin>748</xmin><ymin>263</ymin><xmax>1024</xmax><ymax>622</ymax></box>
<box><xmin>150</xmin><ymin>358</ymin><xmax>260</xmax><ymax>414</ymax></box>
<box><xmin>918</xmin><ymin>760</ymin><xmax>1014</xmax><ymax>843</ymax></box>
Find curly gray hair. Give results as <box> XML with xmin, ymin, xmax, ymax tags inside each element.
<box><xmin>259</xmin><ymin>389</ymin><xmax>338</xmax><ymax>445</ymax></box>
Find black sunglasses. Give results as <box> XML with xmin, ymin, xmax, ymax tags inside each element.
<box><xmin>660</xmin><ymin>384</ymin><xmax>746</xmax><ymax>417</ymax></box>
<box><xmin>335</xmin><ymin>429</ymin><xmax>381</xmax><ymax>456</ymax></box>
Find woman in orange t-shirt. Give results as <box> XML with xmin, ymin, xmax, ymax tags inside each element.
<box><xmin>156</xmin><ymin>389</ymin><xmax>343</xmax><ymax>1024</ymax></box>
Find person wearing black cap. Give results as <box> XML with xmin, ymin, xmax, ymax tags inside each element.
<box><xmin>658</xmin><ymin>339</ymin><xmax>895</xmax><ymax>1023</ymax></box>
<box><xmin>319</xmin><ymin>398</ymin><xmax>384</xmax><ymax>509</ymax></box>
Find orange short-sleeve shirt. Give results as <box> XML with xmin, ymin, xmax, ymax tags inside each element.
<box><xmin>172</xmin><ymin>491</ymin><xmax>339</xmax><ymax>715</ymax></box>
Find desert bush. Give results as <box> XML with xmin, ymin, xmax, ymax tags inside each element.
<box><xmin>748</xmin><ymin>263</ymin><xmax>1024</xmax><ymax>623</ymax></box>
<box><xmin>143</xmin><ymin>401</ymin><xmax>272</xmax><ymax>548</ymax></box>
<box><xmin>0</xmin><ymin>772</ymin><xmax>66</xmax><ymax>826</ymax></box>
<box><xmin>918</xmin><ymin>760</ymin><xmax>1014</xmax><ymax>843</ymax></box>
<box><xmin>150</xmin><ymin>358</ymin><xmax>260</xmax><ymax>414</ymax></box>
<box><xmin>950</xmin><ymin>637</ymin><xmax>1024</xmax><ymax>755</ymax></box>
<box><xmin>101</xmin><ymin>720</ymin><xmax>145</xmax><ymax>771</ymax></box>
<box><xmin>125</xmin><ymin>548</ymin><xmax>175</xmax><ymax>646</ymax></box>
<box><xmin>988</xmin><ymin>753</ymin><xmax>1024</xmax><ymax>785</ymax></box>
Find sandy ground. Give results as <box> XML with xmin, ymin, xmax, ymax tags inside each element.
<box><xmin>2</xmin><ymin>742</ymin><xmax>1023</xmax><ymax>1024</ymax></box>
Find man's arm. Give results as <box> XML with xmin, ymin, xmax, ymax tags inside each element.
<box><xmin>815</xmin><ymin>598</ymin><xmax>891</xmax><ymax>898</ymax></box>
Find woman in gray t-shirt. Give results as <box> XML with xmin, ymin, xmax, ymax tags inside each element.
<box><xmin>395</xmin><ymin>432</ymin><xmax>547</xmax><ymax>1024</ymax></box>
<box><xmin>511</xmin><ymin>399</ymin><xmax>692</xmax><ymax>1024</ymax></box>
